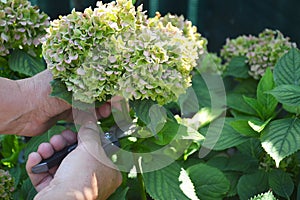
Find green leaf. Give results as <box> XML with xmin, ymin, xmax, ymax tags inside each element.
<box><xmin>143</xmin><ymin>162</ymin><xmax>190</xmax><ymax>200</ymax></box>
<box><xmin>237</xmin><ymin>138</ymin><xmax>263</xmax><ymax>159</ymax></box>
<box><xmin>8</xmin><ymin>50</ymin><xmax>45</xmax><ymax>76</ymax></box>
<box><xmin>187</xmin><ymin>163</ymin><xmax>230</xmax><ymax>200</ymax></box>
<box><xmin>297</xmin><ymin>181</ymin><xmax>300</xmax><ymax>200</ymax></box>
<box><xmin>283</xmin><ymin>104</ymin><xmax>300</xmax><ymax>114</ymax></box>
<box><xmin>227</xmin><ymin>93</ymin><xmax>257</xmax><ymax>115</ymax></box>
<box><xmin>20</xmin><ymin>178</ymin><xmax>37</xmax><ymax>200</ymax></box>
<box><xmin>248</xmin><ymin>118</ymin><xmax>272</xmax><ymax>133</ymax></box>
<box><xmin>223</xmin><ymin>56</ymin><xmax>250</xmax><ymax>78</ymax></box>
<box><xmin>191</xmin><ymin>73</ymin><xmax>211</xmax><ymax>108</ymax></box>
<box><xmin>150</xmin><ymin>120</ymin><xmax>179</xmax><ymax>146</ymax></box>
<box><xmin>178</xmin><ymin>168</ymin><xmax>200</xmax><ymax>200</ymax></box>
<box><xmin>261</xmin><ymin>118</ymin><xmax>300</xmax><ymax>167</ymax></box>
<box><xmin>130</xmin><ymin>99</ymin><xmax>156</xmax><ymax>125</ymax></box>
<box><xmin>243</xmin><ymin>96</ymin><xmax>263</xmax><ymax>119</ymax></box>
<box><xmin>132</xmin><ymin>0</ymin><xmax>136</xmax><ymax>4</ymax></box>
<box><xmin>207</xmin><ymin>153</ymin><xmax>258</xmax><ymax>174</ymax></box>
<box><xmin>206</xmin><ymin>156</ymin><xmax>229</xmax><ymax>171</ymax></box>
<box><xmin>175</xmin><ymin>107</ymin><xmax>223</xmax><ymax>131</ymax></box>
<box><xmin>147</xmin><ymin>104</ymin><xmax>167</xmax><ymax>135</ymax></box>
<box><xmin>268</xmin><ymin>169</ymin><xmax>294</xmax><ymax>198</ymax></box>
<box><xmin>201</xmin><ymin>118</ymin><xmax>250</xmax><ymax>151</ymax></box>
<box><xmin>225</xmin><ymin>153</ymin><xmax>259</xmax><ymax>173</ymax></box>
<box><xmin>273</xmin><ymin>48</ymin><xmax>300</xmax><ymax>86</ymax></box>
<box><xmin>230</xmin><ymin>119</ymin><xmax>259</xmax><ymax>137</ymax></box>
<box><xmin>1</xmin><ymin>135</ymin><xmax>23</xmax><ymax>167</ymax></box>
<box><xmin>256</xmin><ymin>68</ymin><xmax>278</xmax><ymax>119</ymax></box>
<box><xmin>107</xmin><ymin>186</ymin><xmax>129</xmax><ymax>200</ymax></box>
<box><xmin>224</xmin><ymin>172</ymin><xmax>240</xmax><ymax>197</ymax></box>
<box><xmin>237</xmin><ymin>170</ymin><xmax>269</xmax><ymax>200</ymax></box>
<box><xmin>268</xmin><ymin>84</ymin><xmax>300</xmax><ymax>106</ymax></box>
<box><xmin>226</xmin><ymin>78</ymin><xmax>258</xmax><ymax>115</ymax></box>
<box><xmin>178</xmin><ymin>87</ymin><xmax>199</xmax><ymax>117</ymax></box>
<box><xmin>50</xmin><ymin>79</ymin><xmax>73</xmax><ymax>105</ymax></box>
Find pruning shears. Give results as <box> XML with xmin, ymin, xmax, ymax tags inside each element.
<box><xmin>31</xmin><ymin>124</ymin><xmax>127</xmax><ymax>174</ymax></box>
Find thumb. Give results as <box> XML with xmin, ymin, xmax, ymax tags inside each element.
<box><xmin>78</xmin><ymin>121</ymin><xmax>101</xmax><ymax>146</ymax></box>
<box><xmin>77</xmin><ymin>121</ymin><xmax>111</xmax><ymax>161</ymax></box>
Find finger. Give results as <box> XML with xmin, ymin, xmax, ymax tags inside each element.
<box><xmin>72</xmin><ymin>109</ymin><xmax>97</xmax><ymax>125</ymax></box>
<box><xmin>49</xmin><ymin>135</ymin><xmax>67</xmax><ymax>151</ymax></box>
<box><xmin>49</xmin><ymin>130</ymin><xmax>77</xmax><ymax>152</ymax></box>
<box><xmin>37</xmin><ymin>143</ymin><xmax>54</xmax><ymax>159</ymax></box>
<box><xmin>61</xmin><ymin>129</ymin><xmax>77</xmax><ymax>144</ymax></box>
<box><xmin>26</xmin><ymin>152</ymin><xmax>53</xmax><ymax>192</ymax></box>
<box><xmin>96</xmin><ymin>102</ymin><xmax>111</xmax><ymax>119</ymax></box>
<box><xmin>108</xmin><ymin>96</ymin><xmax>125</xmax><ymax>111</ymax></box>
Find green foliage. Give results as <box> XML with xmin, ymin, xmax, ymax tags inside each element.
<box><xmin>3</xmin><ymin>1</ymin><xmax>300</xmax><ymax>199</ymax></box>
<box><xmin>273</xmin><ymin>48</ymin><xmax>300</xmax><ymax>86</ymax></box>
<box><xmin>187</xmin><ymin>163</ymin><xmax>230</xmax><ymax>200</ymax></box>
<box><xmin>237</xmin><ymin>170</ymin><xmax>269</xmax><ymax>200</ymax></box>
<box><xmin>267</xmin><ymin>85</ymin><xmax>300</xmax><ymax>106</ymax></box>
<box><xmin>0</xmin><ymin>135</ymin><xmax>25</xmax><ymax>168</ymax></box>
<box><xmin>223</xmin><ymin>56</ymin><xmax>249</xmax><ymax>79</ymax></box>
<box><xmin>201</xmin><ymin>118</ymin><xmax>250</xmax><ymax>151</ymax></box>
<box><xmin>268</xmin><ymin>169</ymin><xmax>294</xmax><ymax>198</ymax></box>
<box><xmin>8</xmin><ymin>50</ymin><xmax>46</xmax><ymax>76</ymax></box>
<box><xmin>143</xmin><ymin>162</ymin><xmax>190</xmax><ymax>200</ymax></box>
<box><xmin>261</xmin><ymin>118</ymin><xmax>300</xmax><ymax>167</ymax></box>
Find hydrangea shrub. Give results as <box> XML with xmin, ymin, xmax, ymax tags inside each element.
<box><xmin>0</xmin><ymin>169</ymin><xmax>14</xmax><ymax>200</ymax></box>
<box><xmin>221</xmin><ymin>29</ymin><xmax>296</xmax><ymax>79</ymax></box>
<box><xmin>42</xmin><ymin>0</ymin><xmax>206</xmax><ymax>105</ymax></box>
<box><xmin>0</xmin><ymin>0</ymin><xmax>49</xmax><ymax>57</ymax></box>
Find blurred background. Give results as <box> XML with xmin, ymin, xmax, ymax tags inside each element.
<box><xmin>30</xmin><ymin>0</ymin><xmax>300</xmax><ymax>52</ymax></box>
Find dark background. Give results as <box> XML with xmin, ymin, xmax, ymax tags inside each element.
<box><xmin>30</xmin><ymin>0</ymin><xmax>300</xmax><ymax>53</ymax></box>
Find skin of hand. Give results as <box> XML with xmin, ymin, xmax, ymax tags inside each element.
<box><xmin>0</xmin><ymin>70</ymin><xmax>113</xmax><ymax>136</ymax></box>
<box><xmin>26</xmin><ymin>121</ymin><xmax>122</xmax><ymax>200</ymax></box>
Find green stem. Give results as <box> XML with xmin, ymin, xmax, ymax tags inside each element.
<box><xmin>137</xmin><ymin>171</ymin><xmax>147</xmax><ymax>200</ymax></box>
<box><xmin>134</xmin><ymin>155</ymin><xmax>147</xmax><ymax>200</ymax></box>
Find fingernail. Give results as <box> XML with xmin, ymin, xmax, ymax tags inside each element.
<box><xmin>83</xmin><ymin>121</ymin><xmax>99</xmax><ymax>132</ymax></box>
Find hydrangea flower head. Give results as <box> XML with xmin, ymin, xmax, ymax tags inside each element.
<box><xmin>43</xmin><ymin>0</ymin><xmax>204</xmax><ymax>105</ymax></box>
<box><xmin>221</xmin><ymin>29</ymin><xmax>296</xmax><ymax>79</ymax></box>
<box><xmin>0</xmin><ymin>0</ymin><xmax>49</xmax><ymax>57</ymax></box>
<box><xmin>0</xmin><ymin>169</ymin><xmax>14</xmax><ymax>200</ymax></box>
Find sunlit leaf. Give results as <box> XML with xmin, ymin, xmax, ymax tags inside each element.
<box><xmin>143</xmin><ymin>162</ymin><xmax>190</xmax><ymax>200</ymax></box>
<box><xmin>261</xmin><ymin>118</ymin><xmax>300</xmax><ymax>167</ymax></box>
<box><xmin>187</xmin><ymin>163</ymin><xmax>230</xmax><ymax>200</ymax></box>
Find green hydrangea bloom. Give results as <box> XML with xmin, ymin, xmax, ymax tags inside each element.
<box><xmin>149</xmin><ymin>12</ymin><xmax>207</xmax><ymax>53</ymax></box>
<box><xmin>0</xmin><ymin>0</ymin><xmax>49</xmax><ymax>57</ymax></box>
<box><xmin>249</xmin><ymin>191</ymin><xmax>277</xmax><ymax>200</ymax></box>
<box><xmin>221</xmin><ymin>29</ymin><xmax>296</xmax><ymax>79</ymax></box>
<box><xmin>0</xmin><ymin>169</ymin><xmax>14</xmax><ymax>200</ymax></box>
<box><xmin>43</xmin><ymin>0</ymin><xmax>204</xmax><ymax>105</ymax></box>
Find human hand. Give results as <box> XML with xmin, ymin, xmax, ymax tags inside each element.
<box><xmin>0</xmin><ymin>69</ymin><xmax>123</xmax><ymax>136</ymax></box>
<box><xmin>26</xmin><ymin>122</ymin><xmax>122</xmax><ymax>200</ymax></box>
